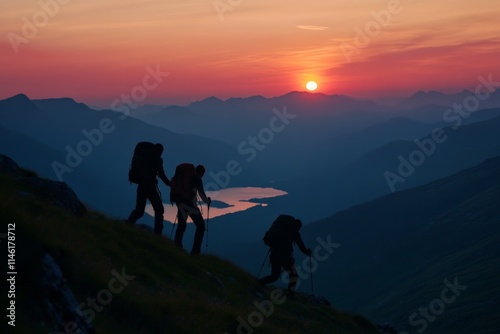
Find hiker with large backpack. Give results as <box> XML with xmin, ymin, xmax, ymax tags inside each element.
<box><xmin>127</xmin><ymin>142</ymin><xmax>171</xmax><ymax>235</ymax></box>
<box><xmin>170</xmin><ymin>163</ymin><xmax>211</xmax><ymax>255</ymax></box>
<box><xmin>259</xmin><ymin>214</ymin><xmax>312</xmax><ymax>298</ymax></box>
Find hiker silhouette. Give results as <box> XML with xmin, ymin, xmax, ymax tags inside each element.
<box><xmin>127</xmin><ymin>142</ymin><xmax>171</xmax><ymax>235</ymax></box>
<box><xmin>171</xmin><ymin>164</ymin><xmax>211</xmax><ymax>255</ymax></box>
<box><xmin>259</xmin><ymin>215</ymin><xmax>312</xmax><ymax>297</ymax></box>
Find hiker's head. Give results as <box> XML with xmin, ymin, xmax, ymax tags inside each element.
<box><xmin>293</xmin><ymin>219</ymin><xmax>302</xmax><ymax>230</ymax></box>
<box><xmin>196</xmin><ymin>164</ymin><xmax>206</xmax><ymax>177</ymax></box>
<box><xmin>154</xmin><ymin>143</ymin><xmax>164</xmax><ymax>155</ymax></box>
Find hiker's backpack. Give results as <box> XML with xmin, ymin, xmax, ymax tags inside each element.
<box><xmin>263</xmin><ymin>214</ymin><xmax>297</xmax><ymax>247</ymax></box>
<box><xmin>128</xmin><ymin>142</ymin><xmax>158</xmax><ymax>184</ymax></box>
<box><xmin>170</xmin><ymin>163</ymin><xmax>196</xmax><ymax>203</ymax></box>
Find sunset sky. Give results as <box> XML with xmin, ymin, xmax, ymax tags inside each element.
<box><xmin>1</xmin><ymin>0</ymin><xmax>500</xmax><ymax>107</ymax></box>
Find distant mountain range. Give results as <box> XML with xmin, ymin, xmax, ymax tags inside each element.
<box><xmin>124</xmin><ymin>89</ymin><xmax>500</xmax><ymax>182</ymax></box>
<box><xmin>2</xmin><ymin>91</ymin><xmax>500</xmax><ymax>223</ymax></box>
<box><xmin>127</xmin><ymin>88</ymin><xmax>500</xmax><ymax>136</ymax></box>
<box><xmin>396</xmin><ymin>89</ymin><xmax>500</xmax><ymax>111</ymax></box>
<box><xmin>272</xmin><ymin>112</ymin><xmax>500</xmax><ymax>224</ymax></box>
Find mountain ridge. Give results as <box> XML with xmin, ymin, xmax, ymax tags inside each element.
<box><xmin>4</xmin><ymin>88</ymin><xmax>499</xmax><ymax>112</ymax></box>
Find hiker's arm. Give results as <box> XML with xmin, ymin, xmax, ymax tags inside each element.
<box><xmin>195</xmin><ymin>177</ymin><xmax>211</xmax><ymax>205</ymax></box>
<box><xmin>294</xmin><ymin>232</ymin><xmax>311</xmax><ymax>255</ymax></box>
<box><xmin>157</xmin><ymin>160</ymin><xmax>171</xmax><ymax>186</ymax></box>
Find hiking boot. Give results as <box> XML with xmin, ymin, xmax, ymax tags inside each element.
<box><xmin>124</xmin><ymin>219</ymin><xmax>134</xmax><ymax>226</ymax></box>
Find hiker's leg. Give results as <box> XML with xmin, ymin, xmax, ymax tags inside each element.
<box><xmin>127</xmin><ymin>184</ymin><xmax>147</xmax><ymax>224</ymax></box>
<box><xmin>258</xmin><ymin>254</ymin><xmax>282</xmax><ymax>286</ymax></box>
<box><xmin>189</xmin><ymin>208</ymin><xmax>205</xmax><ymax>255</ymax></box>
<box><xmin>174</xmin><ymin>204</ymin><xmax>188</xmax><ymax>248</ymax></box>
<box><xmin>286</xmin><ymin>265</ymin><xmax>299</xmax><ymax>296</ymax></box>
<box><xmin>283</xmin><ymin>257</ymin><xmax>298</xmax><ymax>297</ymax></box>
<box><xmin>148</xmin><ymin>185</ymin><xmax>164</xmax><ymax>236</ymax></box>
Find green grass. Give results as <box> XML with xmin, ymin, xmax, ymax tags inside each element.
<box><xmin>1</xmin><ymin>171</ymin><xmax>381</xmax><ymax>334</ymax></box>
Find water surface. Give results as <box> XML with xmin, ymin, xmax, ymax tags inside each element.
<box><xmin>145</xmin><ymin>187</ymin><xmax>287</xmax><ymax>223</ymax></box>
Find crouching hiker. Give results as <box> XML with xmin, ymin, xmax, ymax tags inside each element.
<box><xmin>259</xmin><ymin>215</ymin><xmax>311</xmax><ymax>298</ymax></box>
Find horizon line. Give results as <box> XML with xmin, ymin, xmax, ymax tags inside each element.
<box><xmin>3</xmin><ymin>87</ymin><xmax>495</xmax><ymax>110</ymax></box>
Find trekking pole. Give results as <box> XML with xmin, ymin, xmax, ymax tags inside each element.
<box><xmin>205</xmin><ymin>203</ymin><xmax>210</xmax><ymax>253</ymax></box>
<box><xmin>257</xmin><ymin>249</ymin><xmax>271</xmax><ymax>278</ymax></box>
<box><xmin>309</xmin><ymin>254</ymin><xmax>315</xmax><ymax>297</ymax></box>
<box><xmin>156</xmin><ymin>182</ymin><xmax>162</xmax><ymax>200</ymax></box>
<box><xmin>170</xmin><ymin>215</ymin><xmax>178</xmax><ymax>239</ymax></box>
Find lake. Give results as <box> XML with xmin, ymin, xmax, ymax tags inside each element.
<box><xmin>145</xmin><ymin>187</ymin><xmax>287</xmax><ymax>223</ymax></box>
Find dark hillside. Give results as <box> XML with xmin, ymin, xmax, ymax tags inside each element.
<box><xmin>0</xmin><ymin>154</ymin><xmax>382</xmax><ymax>334</ymax></box>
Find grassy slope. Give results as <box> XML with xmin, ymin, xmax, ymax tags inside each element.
<box><xmin>0</xmin><ymin>171</ymin><xmax>380</xmax><ymax>334</ymax></box>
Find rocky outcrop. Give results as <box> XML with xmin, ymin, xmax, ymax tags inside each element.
<box><xmin>0</xmin><ymin>153</ymin><xmax>22</xmax><ymax>176</ymax></box>
<box><xmin>0</xmin><ymin>154</ymin><xmax>86</xmax><ymax>216</ymax></box>
<box><xmin>42</xmin><ymin>253</ymin><xmax>95</xmax><ymax>334</ymax></box>
<box><xmin>22</xmin><ymin>177</ymin><xmax>87</xmax><ymax>216</ymax></box>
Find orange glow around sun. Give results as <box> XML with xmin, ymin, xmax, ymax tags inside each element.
<box><xmin>306</xmin><ymin>81</ymin><xmax>318</xmax><ymax>91</ymax></box>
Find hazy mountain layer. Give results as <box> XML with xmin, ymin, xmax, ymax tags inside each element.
<box><xmin>301</xmin><ymin>156</ymin><xmax>500</xmax><ymax>333</ymax></box>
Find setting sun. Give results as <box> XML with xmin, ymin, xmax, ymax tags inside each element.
<box><xmin>306</xmin><ymin>81</ymin><xmax>318</xmax><ymax>91</ymax></box>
